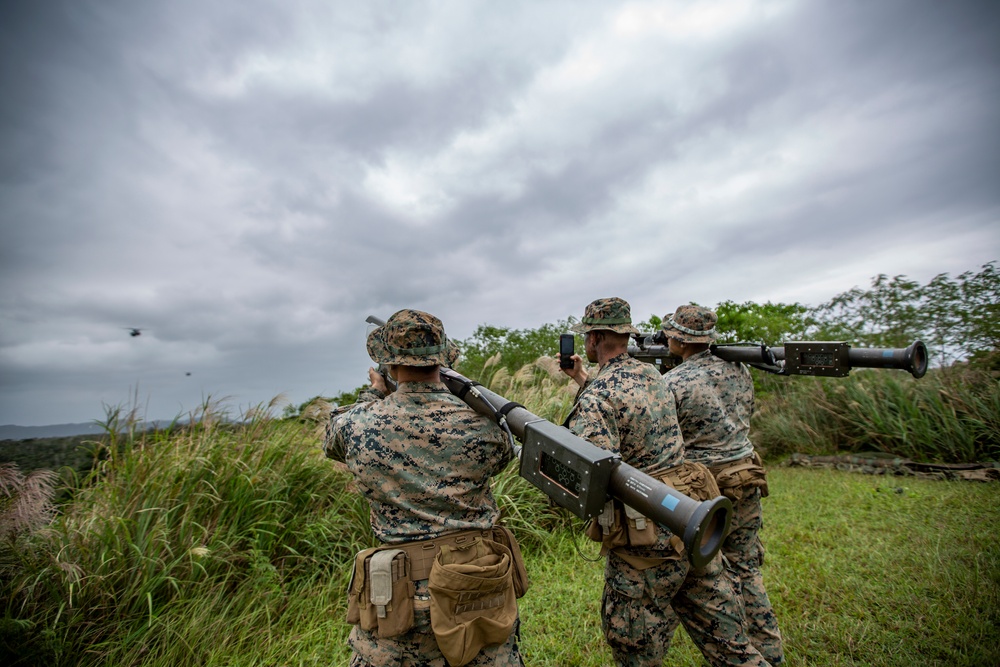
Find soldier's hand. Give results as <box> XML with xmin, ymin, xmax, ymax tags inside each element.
<box><xmin>560</xmin><ymin>354</ymin><xmax>588</xmax><ymax>387</ymax></box>
<box><xmin>368</xmin><ymin>367</ymin><xmax>388</xmax><ymax>394</ymax></box>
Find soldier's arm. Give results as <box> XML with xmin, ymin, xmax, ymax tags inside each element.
<box><xmin>565</xmin><ymin>393</ymin><xmax>620</xmax><ymax>455</ymax></box>
<box><xmin>322</xmin><ymin>369</ymin><xmax>386</xmax><ymax>462</ymax></box>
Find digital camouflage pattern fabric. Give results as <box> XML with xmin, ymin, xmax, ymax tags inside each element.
<box><xmin>664</xmin><ymin>349</ymin><xmax>784</xmax><ymax>665</ymax></box>
<box><xmin>663</xmin><ymin>349</ymin><xmax>755</xmax><ymax>466</ymax></box>
<box><xmin>661</xmin><ymin>304</ymin><xmax>719</xmax><ymax>344</ymax></box>
<box><xmin>604</xmin><ymin>552</ymin><xmax>771</xmax><ymax>667</ymax></box>
<box><xmin>366</xmin><ymin>309</ymin><xmax>453</xmax><ymax>368</ymax></box>
<box><xmin>718</xmin><ymin>488</ymin><xmax>783</xmax><ymax>665</ymax></box>
<box><xmin>570</xmin><ymin>297</ymin><xmax>642</xmax><ymax>335</ymax></box>
<box><xmin>324</xmin><ymin>381</ymin><xmax>514</xmax><ymax>542</ymax></box>
<box><xmin>566</xmin><ymin>353</ymin><xmax>770</xmax><ymax>666</ymax></box>
<box><xmin>567</xmin><ymin>353</ymin><xmax>684</xmax><ymax>471</ymax></box>
<box><xmin>324</xmin><ymin>378</ymin><xmax>521</xmax><ymax>666</ymax></box>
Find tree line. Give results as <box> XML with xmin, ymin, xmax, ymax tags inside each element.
<box><xmin>454</xmin><ymin>261</ymin><xmax>999</xmax><ymax>382</ymax></box>
<box><xmin>280</xmin><ymin>260</ymin><xmax>996</xmax><ymax>415</ymax></box>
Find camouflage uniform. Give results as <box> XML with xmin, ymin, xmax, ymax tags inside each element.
<box><xmin>565</xmin><ymin>298</ymin><xmax>769</xmax><ymax>667</ymax></box>
<box><xmin>324</xmin><ymin>309</ymin><xmax>522</xmax><ymax>667</ymax></box>
<box><xmin>662</xmin><ymin>305</ymin><xmax>784</xmax><ymax>665</ymax></box>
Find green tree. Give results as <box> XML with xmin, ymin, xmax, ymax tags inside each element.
<box><xmin>921</xmin><ymin>271</ymin><xmax>963</xmax><ymax>366</ymax></box>
<box><xmin>634</xmin><ymin>314</ymin><xmax>662</xmax><ymax>333</ymax></box>
<box><xmin>956</xmin><ymin>261</ymin><xmax>1000</xmax><ymax>358</ymax></box>
<box><xmin>807</xmin><ymin>261</ymin><xmax>999</xmax><ymax>365</ymax></box>
<box><xmin>454</xmin><ymin>318</ymin><xmax>578</xmax><ymax>383</ymax></box>
<box><xmin>713</xmin><ymin>300</ymin><xmax>812</xmax><ymax>344</ymax></box>
<box><xmin>811</xmin><ymin>274</ymin><xmax>925</xmax><ymax>349</ymax></box>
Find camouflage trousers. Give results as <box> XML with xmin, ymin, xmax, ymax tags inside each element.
<box><xmin>663</xmin><ymin>488</ymin><xmax>784</xmax><ymax>664</ymax></box>
<box><xmin>602</xmin><ymin>550</ymin><xmax>770</xmax><ymax>667</ymax></box>
<box><xmin>721</xmin><ymin>488</ymin><xmax>784</xmax><ymax>665</ymax></box>
<box><xmin>348</xmin><ymin>581</ymin><xmax>524</xmax><ymax>667</ymax></box>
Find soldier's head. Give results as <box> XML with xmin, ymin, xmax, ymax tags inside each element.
<box><xmin>367</xmin><ymin>309</ymin><xmax>454</xmax><ymax>379</ymax></box>
<box><xmin>661</xmin><ymin>305</ymin><xmax>717</xmax><ymax>358</ymax></box>
<box><xmin>571</xmin><ymin>297</ymin><xmax>639</xmax><ymax>363</ymax></box>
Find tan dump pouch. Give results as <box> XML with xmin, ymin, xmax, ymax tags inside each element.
<box><xmin>489</xmin><ymin>525</ymin><xmax>531</xmax><ymax>599</ymax></box>
<box><xmin>428</xmin><ymin>538</ymin><xmax>517</xmax><ymax>667</ymax></box>
<box><xmin>389</xmin><ymin>527</ymin><xmax>529</xmax><ymax>599</ymax></box>
<box><xmin>346</xmin><ymin>547</ymin><xmax>415</xmax><ymax>638</ymax></box>
<box><xmin>710</xmin><ymin>452</ymin><xmax>769</xmax><ymax>501</ymax></box>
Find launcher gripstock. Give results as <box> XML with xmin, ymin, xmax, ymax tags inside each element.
<box><xmin>365</xmin><ymin>315</ymin><xmax>732</xmax><ymax>568</ymax></box>
<box><xmin>628</xmin><ymin>332</ymin><xmax>929</xmax><ymax>379</ymax></box>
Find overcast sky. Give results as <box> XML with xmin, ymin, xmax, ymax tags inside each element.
<box><xmin>2</xmin><ymin>0</ymin><xmax>998</xmax><ymax>427</ymax></box>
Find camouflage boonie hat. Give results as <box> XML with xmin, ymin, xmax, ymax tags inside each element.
<box><xmin>570</xmin><ymin>297</ymin><xmax>640</xmax><ymax>335</ymax></box>
<box><xmin>366</xmin><ymin>309</ymin><xmax>453</xmax><ymax>367</ymax></box>
<box><xmin>661</xmin><ymin>304</ymin><xmax>718</xmax><ymax>343</ymax></box>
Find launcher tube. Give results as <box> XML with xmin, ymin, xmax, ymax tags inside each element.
<box><xmin>438</xmin><ymin>368</ymin><xmax>731</xmax><ymax>568</ymax></box>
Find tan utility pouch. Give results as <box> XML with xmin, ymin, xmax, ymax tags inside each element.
<box><xmin>711</xmin><ymin>452</ymin><xmax>769</xmax><ymax>501</ymax></box>
<box><xmin>660</xmin><ymin>461</ymin><xmax>722</xmax><ymax>502</ymax></box>
<box><xmin>428</xmin><ymin>538</ymin><xmax>517</xmax><ymax>667</ymax></box>
<box><xmin>623</xmin><ymin>504</ymin><xmax>657</xmax><ymax>547</ymax></box>
<box><xmin>585</xmin><ymin>500</ymin><xmax>628</xmax><ymax>551</ymax></box>
<box><xmin>346</xmin><ymin>547</ymin><xmax>416</xmax><ymax>638</ymax></box>
<box><xmin>585</xmin><ymin>500</ymin><xmax>656</xmax><ymax>549</ymax></box>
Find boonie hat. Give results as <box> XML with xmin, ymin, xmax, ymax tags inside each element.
<box><xmin>661</xmin><ymin>305</ymin><xmax>718</xmax><ymax>343</ymax></box>
<box><xmin>366</xmin><ymin>309</ymin><xmax>453</xmax><ymax>367</ymax></box>
<box><xmin>570</xmin><ymin>297</ymin><xmax>640</xmax><ymax>335</ymax></box>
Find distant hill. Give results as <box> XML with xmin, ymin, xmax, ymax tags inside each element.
<box><xmin>0</xmin><ymin>422</ymin><xmax>107</xmax><ymax>440</ymax></box>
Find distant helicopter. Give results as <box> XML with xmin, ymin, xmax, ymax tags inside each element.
<box><xmin>124</xmin><ymin>328</ymin><xmax>142</xmax><ymax>337</ymax></box>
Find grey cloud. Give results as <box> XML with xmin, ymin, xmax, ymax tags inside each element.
<box><xmin>2</xmin><ymin>0</ymin><xmax>998</xmax><ymax>425</ymax></box>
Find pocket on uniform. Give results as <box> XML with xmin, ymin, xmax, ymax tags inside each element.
<box><xmin>601</xmin><ymin>566</ymin><xmax>646</xmax><ymax>653</ymax></box>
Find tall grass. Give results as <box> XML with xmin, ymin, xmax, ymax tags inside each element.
<box><xmin>485</xmin><ymin>355</ymin><xmax>580</xmax><ymax>424</ymax></box>
<box><xmin>750</xmin><ymin>366</ymin><xmax>999</xmax><ymax>463</ymax></box>
<box><xmin>2</xmin><ymin>399</ymin><xmax>369</xmax><ymax>666</ymax></box>
<box><xmin>516</xmin><ymin>467</ymin><xmax>1000</xmax><ymax>667</ymax></box>
<box><xmin>483</xmin><ymin>354</ymin><xmax>1000</xmax><ymax>464</ymax></box>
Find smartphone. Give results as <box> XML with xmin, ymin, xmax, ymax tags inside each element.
<box><xmin>559</xmin><ymin>334</ymin><xmax>575</xmax><ymax>369</ymax></box>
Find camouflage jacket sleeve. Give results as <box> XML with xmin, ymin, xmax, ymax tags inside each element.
<box><xmin>567</xmin><ymin>389</ymin><xmax>621</xmax><ymax>455</ymax></box>
<box><xmin>322</xmin><ymin>389</ymin><xmax>384</xmax><ymax>462</ymax></box>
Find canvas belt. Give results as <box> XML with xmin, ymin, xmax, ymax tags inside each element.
<box><xmin>707</xmin><ymin>452</ymin><xmax>769</xmax><ymax>499</ymax></box>
<box><xmin>708</xmin><ymin>453</ymin><xmax>759</xmax><ymax>478</ymax></box>
<box><xmin>391</xmin><ymin>528</ymin><xmax>495</xmax><ymax>582</ymax></box>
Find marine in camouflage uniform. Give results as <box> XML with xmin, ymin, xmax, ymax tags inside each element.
<box><xmin>324</xmin><ymin>309</ymin><xmax>523</xmax><ymax>667</ymax></box>
<box><xmin>560</xmin><ymin>297</ymin><xmax>770</xmax><ymax>667</ymax></box>
<box><xmin>661</xmin><ymin>305</ymin><xmax>784</xmax><ymax>665</ymax></box>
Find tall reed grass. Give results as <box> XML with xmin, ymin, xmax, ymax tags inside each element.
<box><xmin>2</xmin><ymin>398</ymin><xmax>369</xmax><ymax>666</ymax></box>
<box><xmin>752</xmin><ymin>365</ymin><xmax>1000</xmax><ymax>463</ymax></box>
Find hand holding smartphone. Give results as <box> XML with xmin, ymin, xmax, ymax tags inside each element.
<box><xmin>559</xmin><ymin>334</ymin><xmax>575</xmax><ymax>369</ymax></box>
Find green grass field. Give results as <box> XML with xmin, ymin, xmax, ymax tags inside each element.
<box><xmin>3</xmin><ymin>368</ymin><xmax>999</xmax><ymax>666</ymax></box>
<box><xmin>515</xmin><ymin>467</ymin><xmax>1000</xmax><ymax>666</ymax></box>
